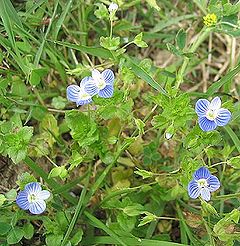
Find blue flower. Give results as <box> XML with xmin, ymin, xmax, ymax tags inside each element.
<box><xmin>67</xmin><ymin>77</ymin><xmax>92</xmax><ymax>106</ymax></box>
<box><xmin>195</xmin><ymin>97</ymin><xmax>231</xmax><ymax>131</ymax></box>
<box><xmin>84</xmin><ymin>69</ymin><xmax>115</xmax><ymax>98</ymax></box>
<box><xmin>16</xmin><ymin>182</ymin><xmax>51</xmax><ymax>215</ymax></box>
<box><xmin>188</xmin><ymin>167</ymin><xmax>220</xmax><ymax>201</ymax></box>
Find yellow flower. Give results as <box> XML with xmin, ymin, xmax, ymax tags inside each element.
<box><xmin>203</xmin><ymin>13</ymin><xmax>217</xmax><ymax>27</ymax></box>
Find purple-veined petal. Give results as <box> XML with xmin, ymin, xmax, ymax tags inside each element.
<box><xmin>98</xmin><ymin>85</ymin><xmax>114</xmax><ymax>98</ymax></box>
<box><xmin>67</xmin><ymin>85</ymin><xmax>81</xmax><ymax>102</ymax></box>
<box><xmin>24</xmin><ymin>182</ymin><xmax>41</xmax><ymax>195</ymax></box>
<box><xmin>80</xmin><ymin>76</ymin><xmax>92</xmax><ymax>88</ymax></box>
<box><xmin>194</xmin><ymin>167</ymin><xmax>211</xmax><ymax>180</ymax></box>
<box><xmin>198</xmin><ymin>116</ymin><xmax>217</xmax><ymax>131</ymax></box>
<box><xmin>208</xmin><ymin>175</ymin><xmax>220</xmax><ymax>192</ymax></box>
<box><xmin>76</xmin><ymin>98</ymin><xmax>92</xmax><ymax>106</ymax></box>
<box><xmin>195</xmin><ymin>99</ymin><xmax>210</xmax><ymax>117</ymax></box>
<box><xmin>16</xmin><ymin>191</ymin><xmax>30</xmax><ymax>210</ymax></box>
<box><xmin>84</xmin><ymin>79</ymin><xmax>99</xmax><ymax>96</ymax></box>
<box><xmin>29</xmin><ymin>200</ymin><xmax>46</xmax><ymax>214</ymax></box>
<box><xmin>209</xmin><ymin>97</ymin><xmax>221</xmax><ymax>111</ymax></box>
<box><xmin>188</xmin><ymin>180</ymin><xmax>200</xmax><ymax>199</ymax></box>
<box><xmin>215</xmin><ymin>108</ymin><xmax>231</xmax><ymax>126</ymax></box>
<box><xmin>102</xmin><ymin>69</ymin><xmax>115</xmax><ymax>85</ymax></box>
<box><xmin>37</xmin><ymin>190</ymin><xmax>51</xmax><ymax>200</ymax></box>
<box><xmin>200</xmin><ymin>188</ymin><xmax>211</xmax><ymax>201</ymax></box>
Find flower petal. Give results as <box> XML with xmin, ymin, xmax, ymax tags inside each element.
<box><xmin>215</xmin><ymin>108</ymin><xmax>231</xmax><ymax>126</ymax></box>
<box><xmin>209</xmin><ymin>97</ymin><xmax>221</xmax><ymax>111</ymax></box>
<box><xmin>208</xmin><ymin>175</ymin><xmax>220</xmax><ymax>192</ymax></box>
<box><xmin>98</xmin><ymin>85</ymin><xmax>114</xmax><ymax>98</ymax></box>
<box><xmin>102</xmin><ymin>69</ymin><xmax>115</xmax><ymax>85</ymax></box>
<box><xmin>37</xmin><ymin>190</ymin><xmax>51</xmax><ymax>200</ymax></box>
<box><xmin>188</xmin><ymin>180</ymin><xmax>200</xmax><ymax>199</ymax></box>
<box><xmin>29</xmin><ymin>200</ymin><xmax>46</xmax><ymax>214</ymax></box>
<box><xmin>76</xmin><ymin>98</ymin><xmax>92</xmax><ymax>106</ymax></box>
<box><xmin>67</xmin><ymin>85</ymin><xmax>81</xmax><ymax>102</ymax></box>
<box><xmin>195</xmin><ymin>99</ymin><xmax>210</xmax><ymax>117</ymax></box>
<box><xmin>200</xmin><ymin>188</ymin><xmax>211</xmax><ymax>201</ymax></box>
<box><xmin>194</xmin><ymin>167</ymin><xmax>211</xmax><ymax>180</ymax></box>
<box><xmin>84</xmin><ymin>79</ymin><xmax>99</xmax><ymax>96</ymax></box>
<box><xmin>16</xmin><ymin>191</ymin><xmax>30</xmax><ymax>210</ymax></box>
<box><xmin>198</xmin><ymin>116</ymin><xmax>217</xmax><ymax>131</ymax></box>
<box><xmin>80</xmin><ymin>76</ymin><xmax>92</xmax><ymax>88</ymax></box>
<box><xmin>24</xmin><ymin>182</ymin><xmax>41</xmax><ymax>194</ymax></box>
<box><xmin>92</xmin><ymin>69</ymin><xmax>102</xmax><ymax>82</ymax></box>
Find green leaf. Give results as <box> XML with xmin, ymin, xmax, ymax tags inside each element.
<box><xmin>54</xmin><ymin>40</ymin><xmax>114</xmax><ymax>60</ymax></box>
<box><xmin>46</xmin><ymin>234</ymin><xmax>63</xmax><ymax>246</ymax></box>
<box><xmin>125</xmin><ymin>57</ymin><xmax>167</xmax><ymax>95</ymax></box>
<box><xmin>176</xmin><ymin>29</ymin><xmax>186</xmax><ymax>50</ymax></box>
<box><xmin>0</xmin><ymin>222</ymin><xmax>11</xmax><ymax>235</ymax></box>
<box><xmin>146</xmin><ymin>0</ymin><xmax>161</xmax><ymax>11</ymax></box>
<box><xmin>133</xmin><ymin>33</ymin><xmax>148</xmax><ymax>48</ymax></box>
<box><xmin>4</xmin><ymin>126</ymin><xmax>33</xmax><ymax>163</ymax></box>
<box><xmin>16</xmin><ymin>172</ymin><xmax>37</xmax><ymax>190</ymax></box>
<box><xmin>0</xmin><ymin>194</ymin><xmax>6</xmax><ymax>206</ymax></box>
<box><xmin>69</xmin><ymin>150</ymin><xmax>83</xmax><ymax>171</ymax></box>
<box><xmin>71</xmin><ymin>228</ymin><xmax>83</xmax><ymax>245</ymax></box>
<box><xmin>134</xmin><ymin>168</ymin><xmax>154</xmax><ymax>179</ymax></box>
<box><xmin>228</xmin><ymin>156</ymin><xmax>240</xmax><ymax>169</ymax></box>
<box><xmin>65</xmin><ymin>110</ymin><xmax>99</xmax><ymax>148</ymax></box>
<box><xmin>206</xmin><ymin>63</ymin><xmax>240</xmax><ymax>96</ymax></box>
<box><xmin>138</xmin><ymin>212</ymin><xmax>157</xmax><ymax>227</ymax></box>
<box><xmin>23</xmin><ymin>223</ymin><xmax>34</xmax><ymax>240</ymax></box>
<box><xmin>100</xmin><ymin>36</ymin><xmax>120</xmax><ymax>50</ymax></box>
<box><xmin>7</xmin><ymin>228</ymin><xmax>24</xmax><ymax>245</ymax></box>
<box><xmin>51</xmin><ymin>96</ymin><xmax>67</xmax><ymax>110</ymax></box>
<box><xmin>5</xmin><ymin>189</ymin><xmax>17</xmax><ymax>200</ymax></box>
<box><xmin>29</xmin><ymin>67</ymin><xmax>48</xmax><ymax>86</ymax></box>
<box><xmin>94</xmin><ymin>3</ymin><xmax>109</xmax><ymax>19</ymax></box>
<box><xmin>48</xmin><ymin>166</ymin><xmax>68</xmax><ymax>180</ymax></box>
<box><xmin>123</xmin><ymin>204</ymin><xmax>145</xmax><ymax>216</ymax></box>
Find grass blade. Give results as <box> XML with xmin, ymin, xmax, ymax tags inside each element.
<box><xmin>206</xmin><ymin>63</ymin><xmax>240</xmax><ymax>96</ymax></box>
<box><xmin>224</xmin><ymin>125</ymin><xmax>240</xmax><ymax>153</ymax></box>
<box><xmin>82</xmin><ymin>236</ymin><xmax>188</xmax><ymax>246</ymax></box>
<box><xmin>126</xmin><ymin>57</ymin><xmax>167</xmax><ymax>95</ymax></box>
<box><xmin>84</xmin><ymin>211</ymin><xmax>128</xmax><ymax>246</ymax></box>
<box><xmin>52</xmin><ymin>40</ymin><xmax>114</xmax><ymax>60</ymax></box>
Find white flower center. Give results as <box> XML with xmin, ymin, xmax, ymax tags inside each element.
<box><xmin>95</xmin><ymin>77</ymin><xmax>106</xmax><ymax>90</ymax></box>
<box><xmin>79</xmin><ymin>88</ymin><xmax>91</xmax><ymax>100</ymax></box>
<box><xmin>197</xmin><ymin>179</ymin><xmax>208</xmax><ymax>189</ymax></box>
<box><xmin>28</xmin><ymin>193</ymin><xmax>37</xmax><ymax>203</ymax></box>
<box><xmin>206</xmin><ymin>109</ymin><xmax>218</xmax><ymax>121</ymax></box>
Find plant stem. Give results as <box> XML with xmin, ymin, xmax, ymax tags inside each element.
<box><xmin>176</xmin><ymin>27</ymin><xmax>211</xmax><ymax>89</ymax></box>
<box><xmin>61</xmin><ymin>165</ymin><xmax>91</xmax><ymax>246</ymax></box>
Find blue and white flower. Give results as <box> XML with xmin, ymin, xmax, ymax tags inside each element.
<box><xmin>16</xmin><ymin>182</ymin><xmax>51</xmax><ymax>215</ymax></box>
<box><xmin>188</xmin><ymin>167</ymin><xmax>220</xmax><ymax>201</ymax></box>
<box><xmin>195</xmin><ymin>96</ymin><xmax>231</xmax><ymax>131</ymax></box>
<box><xmin>67</xmin><ymin>77</ymin><xmax>92</xmax><ymax>106</ymax></box>
<box><xmin>84</xmin><ymin>69</ymin><xmax>115</xmax><ymax>98</ymax></box>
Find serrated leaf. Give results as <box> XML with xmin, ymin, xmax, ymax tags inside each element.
<box><xmin>65</xmin><ymin>110</ymin><xmax>99</xmax><ymax>147</ymax></box>
<box><xmin>100</xmin><ymin>36</ymin><xmax>120</xmax><ymax>50</ymax></box>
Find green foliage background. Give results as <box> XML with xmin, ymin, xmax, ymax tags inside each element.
<box><xmin>0</xmin><ymin>0</ymin><xmax>240</xmax><ymax>245</ymax></box>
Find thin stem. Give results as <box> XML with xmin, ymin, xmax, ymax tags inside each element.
<box><xmin>61</xmin><ymin>165</ymin><xmax>91</xmax><ymax>246</ymax></box>
<box><xmin>176</xmin><ymin>27</ymin><xmax>211</xmax><ymax>88</ymax></box>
